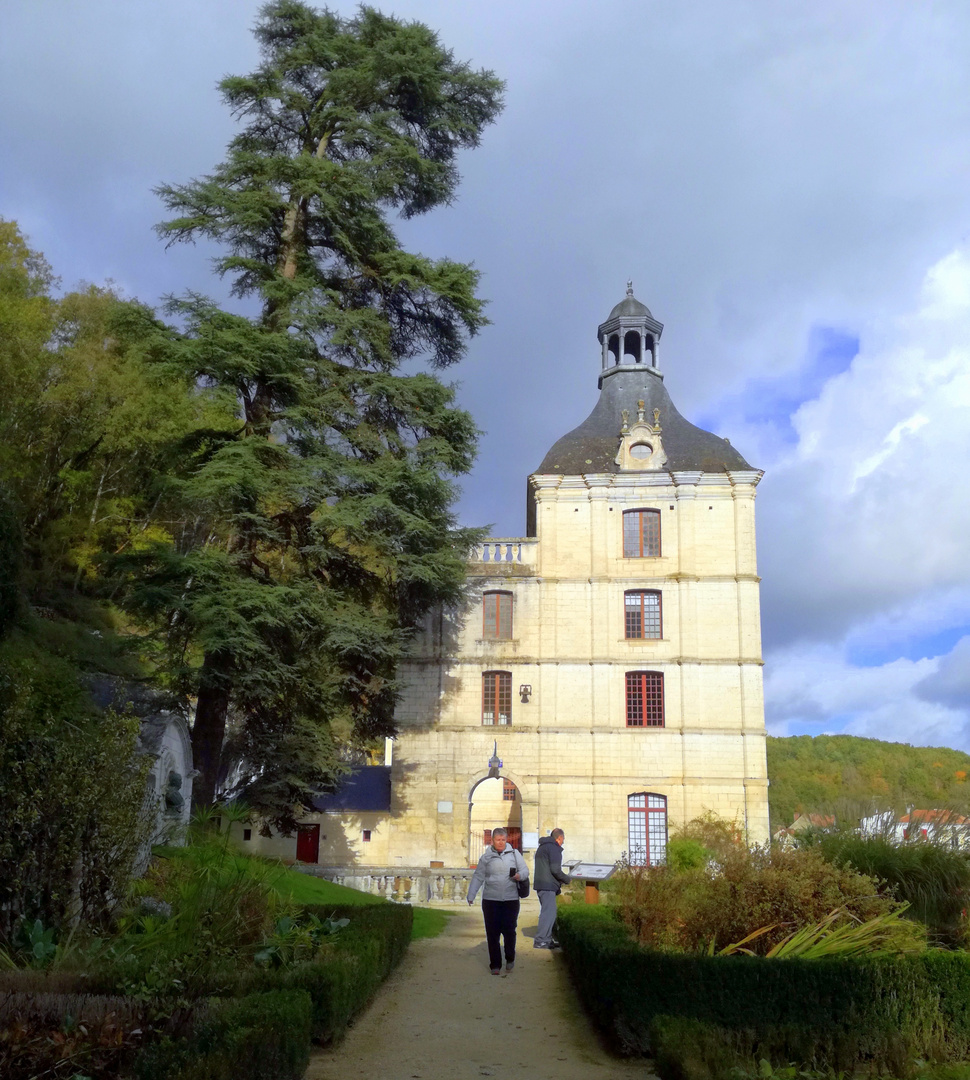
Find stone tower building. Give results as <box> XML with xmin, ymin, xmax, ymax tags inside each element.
<box><xmin>241</xmin><ymin>286</ymin><xmax>770</xmax><ymax>872</ymax></box>
<box><xmin>385</xmin><ymin>285</ymin><xmax>770</xmax><ymax>868</ymax></box>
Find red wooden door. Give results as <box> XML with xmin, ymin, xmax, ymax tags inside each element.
<box><xmin>506</xmin><ymin>826</ymin><xmax>522</xmax><ymax>851</ymax></box>
<box><xmin>296</xmin><ymin>823</ymin><xmax>320</xmax><ymax>863</ymax></box>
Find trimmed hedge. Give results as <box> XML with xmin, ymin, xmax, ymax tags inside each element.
<box><xmin>231</xmin><ymin>901</ymin><xmax>413</xmax><ymax>1044</ymax></box>
<box><xmin>557</xmin><ymin>906</ymin><xmax>970</xmax><ymax>1074</ymax></box>
<box><xmin>0</xmin><ymin>990</ymin><xmax>149</xmax><ymax>1078</ymax></box>
<box><xmin>0</xmin><ymin>900</ymin><xmax>411</xmax><ymax>1078</ymax></box>
<box><xmin>649</xmin><ymin>1014</ymin><xmax>915</xmax><ymax>1080</ymax></box>
<box><xmin>0</xmin><ymin>901</ymin><xmax>411</xmax><ymax>1078</ymax></box>
<box><xmin>131</xmin><ymin>989</ymin><xmax>311</xmax><ymax>1080</ymax></box>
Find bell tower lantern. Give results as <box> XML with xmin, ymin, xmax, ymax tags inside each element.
<box><xmin>597</xmin><ymin>281</ymin><xmax>664</xmax><ymax>380</ymax></box>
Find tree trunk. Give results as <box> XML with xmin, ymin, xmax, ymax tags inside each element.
<box><xmin>191</xmin><ymin>651</ymin><xmax>232</xmax><ymax>810</ymax></box>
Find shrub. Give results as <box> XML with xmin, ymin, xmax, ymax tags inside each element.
<box><xmin>233</xmin><ymin>902</ymin><xmax>413</xmax><ymax>1043</ymax></box>
<box><xmin>812</xmin><ymin>833</ymin><xmax>970</xmax><ymax>947</ymax></box>
<box><xmin>131</xmin><ymin>989</ymin><xmax>311</xmax><ymax>1080</ymax></box>
<box><xmin>0</xmin><ymin>640</ymin><xmax>154</xmax><ymax>943</ymax></box>
<box><xmin>0</xmin><ymin>487</ymin><xmax>20</xmax><ymax>638</ymax></box>
<box><xmin>558</xmin><ymin>905</ymin><xmax>970</xmax><ymax>1072</ymax></box>
<box><xmin>666</xmin><ymin>838</ymin><xmax>712</xmax><ymax>872</ymax></box>
<box><xmin>613</xmin><ymin>845</ymin><xmax>899</xmax><ymax>955</ymax></box>
<box><xmin>671</xmin><ymin>810</ymin><xmax>744</xmax><ymax>863</ymax></box>
<box><xmin>0</xmin><ymin>991</ymin><xmax>149</xmax><ymax>1079</ymax></box>
<box><xmin>102</xmin><ymin>833</ymin><xmax>296</xmax><ymax>1000</ymax></box>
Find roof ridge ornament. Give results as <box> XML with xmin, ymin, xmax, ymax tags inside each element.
<box><xmin>626</xmin><ymin>280</ymin><xmax>634</xmax><ymax>297</ymax></box>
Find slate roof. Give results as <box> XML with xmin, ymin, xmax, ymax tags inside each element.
<box><xmin>310</xmin><ymin>766</ymin><xmax>392</xmax><ymax>813</ymax></box>
<box><xmin>607</xmin><ymin>293</ymin><xmax>653</xmax><ymax>320</ymax></box>
<box><xmin>535</xmin><ymin>367</ymin><xmax>755</xmax><ymax>475</ymax></box>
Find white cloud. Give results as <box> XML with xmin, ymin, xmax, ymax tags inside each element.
<box><xmin>917</xmin><ymin>636</ymin><xmax>970</xmax><ymax>712</ymax></box>
<box><xmin>749</xmin><ymin>244</ymin><xmax>970</xmax><ymax>748</ymax></box>
<box><xmin>749</xmin><ymin>243</ymin><xmax>970</xmax><ymax>649</ymax></box>
<box><xmin>765</xmin><ymin>641</ymin><xmax>969</xmax><ymax>749</ymax></box>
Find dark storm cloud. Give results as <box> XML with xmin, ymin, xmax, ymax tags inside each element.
<box><xmin>5</xmin><ymin>0</ymin><xmax>970</xmax><ymax>746</ymax></box>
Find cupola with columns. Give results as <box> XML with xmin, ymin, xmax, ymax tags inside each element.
<box><xmin>597</xmin><ymin>281</ymin><xmax>664</xmax><ymax>380</ymax></box>
<box><xmin>534</xmin><ymin>284</ymin><xmax>755</xmax><ymax>482</ymax></box>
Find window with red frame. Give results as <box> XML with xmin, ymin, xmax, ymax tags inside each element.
<box><xmin>628</xmin><ymin>792</ymin><xmax>667</xmax><ymax>865</ymax></box>
<box><xmin>625</xmin><ymin>590</ymin><xmax>662</xmax><ymax>639</ymax></box>
<box><xmin>623</xmin><ymin>508</ymin><xmax>661</xmax><ymax>557</ymax></box>
<box><xmin>482</xmin><ymin>671</ymin><xmax>512</xmax><ymax>726</ymax></box>
<box><xmin>503</xmin><ymin>779</ymin><xmax>517</xmax><ymax>801</ymax></box>
<box><xmin>483</xmin><ymin>591</ymin><xmax>513</xmax><ymax>640</ymax></box>
<box><xmin>625</xmin><ymin>671</ymin><xmax>664</xmax><ymax>727</ymax></box>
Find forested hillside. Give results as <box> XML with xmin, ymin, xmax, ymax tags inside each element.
<box><xmin>767</xmin><ymin>735</ymin><xmax>970</xmax><ymax>829</ymax></box>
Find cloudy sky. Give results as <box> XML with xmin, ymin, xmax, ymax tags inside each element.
<box><xmin>4</xmin><ymin>0</ymin><xmax>970</xmax><ymax>752</ymax></box>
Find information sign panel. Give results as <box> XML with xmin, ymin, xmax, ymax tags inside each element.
<box><xmin>568</xmin><ymin>862</ymin><xmax>616</xmax><ymax>881</ymax></box>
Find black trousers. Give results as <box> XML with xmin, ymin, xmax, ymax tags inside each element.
<box><xmin>481</xmin><ymin>898</ymin><xmax>520</xmax><ymax>970</ymax></box>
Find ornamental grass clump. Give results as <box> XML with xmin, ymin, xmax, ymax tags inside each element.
<box><xmin>812</xmin><ymin>832</ymin><xmax>970</xmax><ymax>947</ymax></box>
<box><xmin>614</xmin><ymin>844</ymin><xmax>907</xmax><ymax>955</ymax></box>
<box><xmin>717</xmin><ymin>904</ymin><xmax>927</xmax><ymax>959</ymax></box>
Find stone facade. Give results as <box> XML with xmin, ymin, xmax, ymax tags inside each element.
<box><xmin>243</xmin><ymin>286</ymin><xmax>770</xmax><ymax>872</ymax></box>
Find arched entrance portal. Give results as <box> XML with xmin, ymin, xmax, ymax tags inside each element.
<box><xmin>468</xmin><ymin>777</ymin><xmax>522</xmax><ymax>867</ymax></box>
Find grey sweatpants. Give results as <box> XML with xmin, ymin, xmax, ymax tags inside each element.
<box><xmin>535</xmin><ymin>890</ymin><xmax>558</xmax><ymax>944</ymax></box>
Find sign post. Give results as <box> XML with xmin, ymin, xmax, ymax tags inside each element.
<box><xmin>567</xmin><ymin>862</ymin><xmax>617</xmax><ymax>905</ymax></box>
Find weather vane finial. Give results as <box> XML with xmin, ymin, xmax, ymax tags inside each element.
<box><xmin>626</xmin><ymin>280</ymin><xmax>634</xmax><ymax>296</ymax></box>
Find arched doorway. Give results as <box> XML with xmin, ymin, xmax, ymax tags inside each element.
<box><xmin>468</xmin><ymin>777</ymin><xmax>522</xmax><ymax>867</ymax></box>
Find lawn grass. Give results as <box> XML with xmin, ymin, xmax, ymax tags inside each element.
<box><xmin>410</xmin><ymin>907</ymin><xmax>453</xmax><ymax>940</ymax></box>
<box><xmin>269</xmin><ymin>863</ymin><xmax>384</xmax><ymax>906</ymax></box>
<box><xmin>154</xmin><ymin>844</ymin><xmax>456</xmax><ymax>934</ymax></box>
<box><xmin>153</xmin><ymin>844</ymin><xmax>383</xmax><ymax>906</ymax></box>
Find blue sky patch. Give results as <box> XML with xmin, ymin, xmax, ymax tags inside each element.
<box><xmin>699</xmin><ymin>325</ymin><xmax>859</xmax><ymax>443</ymax></box>
<box><xmin>846</xmin><ymin>623</ymin><xmax>970</xmax><ymax>668</ymax></box>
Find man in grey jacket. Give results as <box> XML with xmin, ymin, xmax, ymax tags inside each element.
<box><xmin>467</xmin><ymin>827</ymin><xmax>530</xmax><ymax>974</ymax></box>
<box><xmin>532</xmin><ymin>828</ymin><xmax>571</xmax><ymax>949</ymax></box>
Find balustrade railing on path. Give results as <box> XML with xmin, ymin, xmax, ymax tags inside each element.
<box><xmin>296</xmin><ymin>865</ymin><xmax>475</xmax><ymax>904</ymax></box>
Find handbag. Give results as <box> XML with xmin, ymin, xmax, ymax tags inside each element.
<box><xmin>515</xmin><ymin>855</ymin><xmax>530</xmax><ymax>898</ymax></box>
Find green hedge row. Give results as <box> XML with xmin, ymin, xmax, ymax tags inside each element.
<box><xmin>1</xmin><ymin>900</ymin><xmax>412</xmax><ymax>1079</ymax></box>
<box><xmin>231</xmin><ymin>902</ymin><xmax>413</xmax><ymax>1044</ymax></box>
<box><xmin>557</xmin><ymin>906</ymin><xmax>970</xmax><ymax>1075</ymax></box>
<box><xmin>132</xmin><ymin>989</ymin><xmax>311</xmax><ymax>1080</ymax></box>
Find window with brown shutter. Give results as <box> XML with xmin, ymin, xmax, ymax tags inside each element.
<box><xmin>623</xmin><ymin>508</ymin><xmax>661</xmax><ymax>557</ymax></box>
<box><xmin>482</xmin><ymin>671</ymin><xmax>512</xmax><ymax>726</ymax></box>
<box><xmin>625</xmin><ymin>590</ymin><xmax>662</xmax><ymax>639</ymax></box>
<box><xmin>483</xmin><ymin>591</ymin><xmax>513</xmax><ymax>640</ymax></box>
<box><xmin>625</xmin><ymin>671</ymin><xmax>664</xmax><ymax>727</ymax></box>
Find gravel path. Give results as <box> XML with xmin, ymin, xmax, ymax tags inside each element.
<box><xmin>305</xmin><ymin>904</ymin><xmax>656</xmax><ymax>1080</ymax></box>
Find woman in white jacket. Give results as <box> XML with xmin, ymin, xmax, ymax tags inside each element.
<box><xmin>467</xmin><ymin>827</ymin><xmax>530</xmax><ymax>974</ymax></box>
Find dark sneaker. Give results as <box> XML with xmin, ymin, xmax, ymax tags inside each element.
<box><xmin>549</xmin><ymin>941</ymin><xmax>562</xmax><ymax>950</ymax></box>
<box><xmin>533</xmin><ymin>941</ymin><xmax>551</xmax><ymax>949</ymax></box>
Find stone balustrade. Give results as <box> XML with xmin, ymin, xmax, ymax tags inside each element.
<box><xmin>471</xmin><ymin>538</ymin><xmax>537</xmax><ymax>567</ymax></box>
<box><xmin>296</xmin><ymin>865</ymin><xmax>475</xmax><ymax>904</ymax></box>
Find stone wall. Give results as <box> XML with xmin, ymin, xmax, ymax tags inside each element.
<box><xmin>252</xmin><ymin>467</ymin><xmax>770</xmax><ymax>874</ymax></box>
<box><xmin>383</xmin><ymin>468</ymin><xmax>770</xmax><ymax>869</ymax></box>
